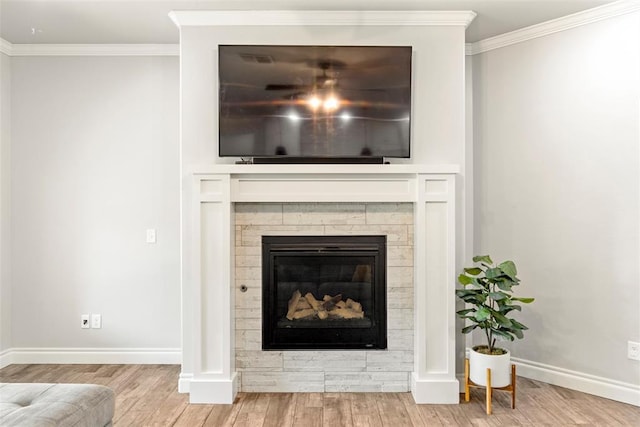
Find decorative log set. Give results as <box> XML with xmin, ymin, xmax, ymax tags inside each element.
<box><xmin>285</xmin><ymin>290</ymin><xmax>365</xmax><ymax>321</ymax></box>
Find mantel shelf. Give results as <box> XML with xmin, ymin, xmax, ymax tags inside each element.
<box><xmin>188</xmin><ymin>164</ymin><xmax>461</xmax><ymax>176</ymax></box>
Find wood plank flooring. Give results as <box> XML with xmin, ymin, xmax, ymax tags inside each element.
<box><xmin>1</xmin><ymin>364</ymin><xmax>638</xmax><ymax>426</ymax></box>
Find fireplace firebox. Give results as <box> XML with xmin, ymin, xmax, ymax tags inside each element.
<box><xmin>262</xmin><ymin>235</ymin><xmax>387</xmax><ymax>350</ymax></box>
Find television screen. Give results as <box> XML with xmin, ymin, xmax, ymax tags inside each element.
<box><xmin>218</xmin><ymin>45</ymin><xmax>412</xmax><ymax>159</ymax></box>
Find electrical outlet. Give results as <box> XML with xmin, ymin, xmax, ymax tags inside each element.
<box><xmin>91</xmin><ymin>314</ymin><xmax>102</xmax><ymax>329</ymax></box>
<box><xmin>81</xmin><ymin>314</ymin><xmax>90</xmax><ymax>329</ymax></box>
<box><xmin>629</xmin><ymin>341</ymin><xmax>640</xmax><ymax>361</ymax></box>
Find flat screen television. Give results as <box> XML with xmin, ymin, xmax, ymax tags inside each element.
<box><xmin>218</xmin><ymin>45</ymin><xmax>412</xmax><ymax>160</ymax></box>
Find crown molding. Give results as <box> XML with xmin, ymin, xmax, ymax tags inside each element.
<box><xmin>1</xmin><ymin>43</ymin><xmax>179</xmax><ymax>57</ymax></box>
<box><xmin>468</xmin><ymin>0</ymin><xmax>640</xmax><ymax>55</ymax></box>
<box><xmin>5</xmin><ymin>1</ymin><xmax>636</xmax><ymax>57</ymax></box>
<box><xmin>0</xmin><ymin>38</ymin><xmax>12</xmax><ymax>56</ymax></box>
<box><xmin>464</xmin><ymin>43</ymin><xmax>474</xmax><ymax>56</ymax></box>
<box><xmin>169</xmin><ymin>10</ymin><xmax>477</xmax><ymax>28</ymax></box>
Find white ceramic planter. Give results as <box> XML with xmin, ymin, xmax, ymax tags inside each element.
<box><xmin>469</xmin><ymin>346</ymin><xmax>511</xmax><ymax>387</ymax></box>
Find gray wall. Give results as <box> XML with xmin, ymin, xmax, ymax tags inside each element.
<box><xmin>9</xmin><ymin>56</ymin><xmax>181</xmax><ymax>350</ymax></box>
<box><xmin>473</xmin><ymin>11</ymin><xmax>640</xmax><ymax>384</ymax></box>
<box><xmin>0</xmin><ymin>52</ymin><xmax>11</xmax><ymax>352</ymax></box>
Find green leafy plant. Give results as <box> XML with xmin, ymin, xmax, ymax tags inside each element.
<box><xmin>456</xmin><ymin>255</ymin><xmax>534</xmax><ymax>355</ymax></box>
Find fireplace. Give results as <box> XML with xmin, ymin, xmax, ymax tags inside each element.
<box><xmin>181</xmin><ymin>168</ymin><xmax>459</xmax><ymax>403</ymax></box>
<box><xmin>173</xmin><ymin>6</ymin><xmax>469</xmax><ymax>406</ymax></box>
<box><xmin>262</xmin><ymin>235</ymin><xmax>387</xmax><ymax>350</ymax></box>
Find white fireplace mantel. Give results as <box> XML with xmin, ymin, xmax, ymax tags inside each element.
<box><xmin>191</xmin><ymin>164</ymin><xmax>459</xmax><ymax>202</ymax></box>
<box><xmin>180</xmin><ymin>164</ymin><xmax>460</xmax><ymax>404</ymax></box>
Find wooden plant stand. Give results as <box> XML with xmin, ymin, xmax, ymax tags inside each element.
<box><xmin>464</xmin><ymin>358</ymin><xmax>516</xmax><ymax>415</ymax></box>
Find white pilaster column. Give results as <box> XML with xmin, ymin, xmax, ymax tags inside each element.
<box><xmin>412</xmin><ymin>174</ymin><xmax>459</xmax><ymax>403</ymax></box>
<box><xmin>184</xmin><ymin>174</ymin><xmax>238</xmax><ymax>404</ymax></box>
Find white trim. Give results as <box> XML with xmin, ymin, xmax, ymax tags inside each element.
<box><xmin>2</xmin><ymin>347</ymin><xmax>181</xmax><ymax>365</ymax></box>
<box><xmin>190</xmin><ymin>164</ymin><xmax>461</xmax><ymax>176</ymax></box>
<box><xmin>456</xmin><ymin>373</ymin><xmax>467</xmax><ymax>392</ymax></box>
<box><xmin>0</xmin><ymin>348</ymin><xmax>14</xmax><ymax>369</ymax></box>
<box><xmin>0</xmin><ymin>38</ymin><xmax>12</xmax><ymax>56</ymax></box>
<box><xmin>468</xmin><ymin>0</ymin><xmax>640</xmax><ymax>55</ymax></box>
<box><xmin>189</xmin><ymin>374</ymin><xmax>238</xmax><ymax>404</ymax></box>
<box><xmin>464</xmin><ymin>43</ymin><xmax>474</xmax><ymax>56</ymax></box>
<box><xmin>169</xmin><ymin>10</ymin><xmax>476</xmax><ymax>28</ymax></box>
<box><xmin>5</xmin><ymin>2</ymin><xmax>635</xmax><ymax>58</ymax></box>
<box><xmin>3</xmin><ymin>44</ymin><xmax>179</xmax><ymax>57</ymax></box>
<box><xmin>513</xmin><ymin>357</ymin><xmax>640</xmax><ymax>407</ymax></box>
<box><xmin>178</xmin><ymin>373</ymin><xmax>193</xmax><ymax>393</ymax></box>
<box><xmin>411</xmin><ymin>373</ymin><xmax>460</xmax><ymax>404</ymax></box>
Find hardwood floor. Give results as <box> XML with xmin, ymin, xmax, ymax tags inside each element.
<box><xmin>1</xmin><ymin>364</ymin><xmax>638</xmax><ymax>426</ymax></box>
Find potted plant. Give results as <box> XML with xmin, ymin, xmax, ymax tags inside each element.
<box><xmin>456</xmin><ymin>255</ymin><xmax>534</xmax><ymax>387</ymax></box>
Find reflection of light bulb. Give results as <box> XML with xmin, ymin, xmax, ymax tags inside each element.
<box><xmin>287</xmin><ymin>111</ymin><xmax>300</xmax><ymax>121</ymax></box>
<box><xmin>307</xmin><ymin>96</ymin><xmax>321</xmax><ymax>111</ymax></box>
<box><xmin>340</xmin><ymin>112</ymin><xmax>351</xmax><ymax>121</ymax></box>
<box><xmin>323</xmin><ymin>96</ymin><xmax>339</xmax><ymax>112</ymax></box>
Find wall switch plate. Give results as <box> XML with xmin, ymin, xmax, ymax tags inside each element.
<box><xmin>146</xmin><ymin>229</ymin><xmax>157</xmax><ymax>244</ymax></box>
<box><xmin>81</xmin><ymin>314</ymin><xmax>90</xmax><ymax>329</ymax></box>
<box><xmin>91</xmin><ymin>314</ymin><xmax>102</xmax><ymax>329</ymax></box>
<box><xmin>629</xmin><ymin>341</ymin><xmax>640</xmax><ymax>361</ymax></box>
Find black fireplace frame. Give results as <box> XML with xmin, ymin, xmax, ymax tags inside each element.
<box><xmin>262</xmin><ymin>235</ymin><xmax>387</xmax><ymax>350</ymax></box>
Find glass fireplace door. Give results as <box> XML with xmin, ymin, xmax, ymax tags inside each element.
<box><xmin>262</xmin><ymin>235</ymin><xmax>387</xmax><ymax>350</ymax></box>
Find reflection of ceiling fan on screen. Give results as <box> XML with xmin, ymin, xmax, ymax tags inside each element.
<box><xmin>264</xmin><ymin>59</ymin><xmax>346</xmax><ymax>112</ymax></box>
<box><xmin>263</xmin><ymin>59</ymin><xmax>395</xmax><ymax>112</ymax></box>
<box><xmin>264</xmin><ymin>59</ymin><xmax>343</xmax><ymax>92</ymax></box>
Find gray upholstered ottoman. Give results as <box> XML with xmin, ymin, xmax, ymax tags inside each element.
<box><xmin>0</xmin><ymin>383</ymin><xmax>115</xmax><ymax>427</ymax></box>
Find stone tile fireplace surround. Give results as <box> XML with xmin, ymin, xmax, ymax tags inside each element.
<box><xmin>237</xmin><ymin>203</ymin><xmax>409</xmax><ymax>389</ymax></box>
<box><xmin>180</xmin><ymin>165</ymin><xmax>459</xmax><ymax>404</ymax></box>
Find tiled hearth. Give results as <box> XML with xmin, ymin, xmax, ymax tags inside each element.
<box><xmin>180</xmin><ymin>165</ymin><xmax>460</xmax><ymax>404</ymax></box>
<box><xmin>234</xmin><ymin>202</ymin><xmax>414</xmax><ymax>392</ymax></box>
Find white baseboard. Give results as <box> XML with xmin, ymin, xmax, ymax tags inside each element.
<box><xmin>0</xmin><ymin>347</ymin><xmax>181</xmax><ymax>367</ymax></box>
<box><xmin>513</xmin><ymin>357</ymin><xmax>640</xmax><ymax>407</ymax></box>
<box><xmin>178</xmin><ymin>372</ymin><xmax>193</xmax><ymax>393</ymax></box>
<box><xmin>456</xmin><ymin>373</ymin><xmax>466</xmax><ymax>392</ymax></box>
<box><xmin>0</xmin><ymin>348</ymin><xmax>14</xmax><ymax>369</ymax></box>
